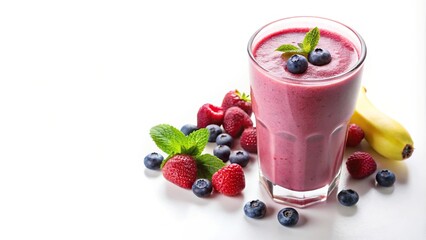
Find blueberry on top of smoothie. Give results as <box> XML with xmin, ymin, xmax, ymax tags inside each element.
<box><xmin>287</xmin><ymin>54</ymin><xmax>308</xmax><ymax>74</ymax></box>
<box><xmin>308</xmin><ymin>48</ymin><xmax>332</xmax><ymax>66</ymax></box>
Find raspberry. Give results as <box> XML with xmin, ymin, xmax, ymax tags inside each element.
<box><xmin>162</xmin><ymin>154</ymin><xmax>197</xmax><ymax>189</ymax></box>
<box><xmin>346</xmin><ymin>123</ymin><xmax>365</xmax><ymax>147</ymax></box>
<box><xmin>197</xmin><ymin>103</ymin><xmax>224</xmax><ymax>128</ymax></box>
<box><xmin>346</xmin><ymin>151</ymin><xmax>377</xmax><ymax>179</ymax></box>
<box><xmin>212</xmin><ymin>163</ymin><xmax>245</xmax><ymax>196</ymax></box>
<box><xmin>240</xmin><ymin>127</ymin><xmax>257</xmax><ymax>153</ymax></box>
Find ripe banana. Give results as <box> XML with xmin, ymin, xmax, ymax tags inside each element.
<box><xmin>350</xmin><ymin>87</ymin><xmax>414</xmax><ymax>160</ymax></box>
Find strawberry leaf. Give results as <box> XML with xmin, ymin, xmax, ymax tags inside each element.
<box><xmin>186</xmin><ymin>128</ymin><xmax>209</xmax><ymax>156</ymax></box>
<box><xmin>150</xmin><ymin>124</ymin><xmax>188</xmax><ymax>155</ymax></box>
<box><xmin>195</xmin><ymin>154</ymin><xmax>225</xmax><ymax>180</ymax></box>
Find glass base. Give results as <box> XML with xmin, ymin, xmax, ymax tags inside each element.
<box><xmin>259</xmin><ymin>170</ymin><xmax>340</xmax><ymax>208</ymax></box>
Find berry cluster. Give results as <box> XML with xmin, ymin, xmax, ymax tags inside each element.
<box><xmin>144</xmin><ymin>89</ymin><xmax>258</xmax><ymax>198</ymax></box>
<box><xmin>337</xmin><ymin>124</ymin><xmax>397</xmax><ymax>207</ymax></box>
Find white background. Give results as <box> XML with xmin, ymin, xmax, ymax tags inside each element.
<box><xmin>1</xmin><ymin>0</ymin><xmax>425</xmax><ymax>239</ymax></box>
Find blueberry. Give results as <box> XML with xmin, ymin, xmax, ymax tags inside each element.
<box><xmin>213</xmin><ymin>145</ymin><xmax>231</xmax><ymax>162</ymax></box>
<box><xmin>337</xmin><ymin>189</ymin><xmax>359</xmax><ymax>206</ymax></box>
<box><xmin>277</xmin><ymin>207</ymin><xmax>299</xmax><ymax>227</ymax></box>
<box><xmin>286</xmin><ymin>54</ymin><xmax>308</xmax><ymax>74</ymax></box>
<box><xmin>229</xmin><ymin>150</ymin><xmax>250</xmax><ymax>167</ymax></box>
<box><xmin>192</xmin><ymin>179</ymin><xmax>213</xmax><ymax>198</ymax></box>
<box><xmin>244</xmin><ymin>200</ymin><xmax>267</xmax><ymax>219</ymax></box>
<box><xmin>206</xmin><ymin>124</ymin><xmax>222</xmax><ymax>142</ymax></box>
<box><xmin>180</xmin><ymin>124</ymin><xmax>198</xmax><ymax>136</ymax></box>
<box><xmin>143</xmin><ymin>152</ymin><xmax>164</xmax><ymax>170</ymax></box>
<box><xmin>376</xmin><ymin>169</ymin><xmax>396</xmax><ymax>187</ymax></box>
<box><xmin>308</xmin><ymin>48</ymin><xmax>332</xmax><ymax>66</ymax></box>
<box><xmin>216</xmin><ymin>133</ymin><xmax>233</xmax><ymax>147</ymax></box>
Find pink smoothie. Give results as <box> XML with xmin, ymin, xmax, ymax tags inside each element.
<box><xmin>250</xmin><ymin>28</ymin><xmax>362</xmax><ymax>191</ymax></box>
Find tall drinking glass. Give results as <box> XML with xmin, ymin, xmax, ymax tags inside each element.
<box><xmin>248</xmin><ymin>17</ymin><xmax>366</xmax><ymax>207</ymax></box>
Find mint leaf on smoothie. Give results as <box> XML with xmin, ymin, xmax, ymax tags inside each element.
<box><xmin>302</xmin><ymin>27</ymin><xmax>320</xmax><ymax>53</ymax></box>
<box><xmin>275</xmin><ymin>27</ymin><xmax>320</xmax><ymax>57</ymax></box>
<box><xmin>275</xmin><ymin>44</ymin><xmax>301</xmax><ymax>53</ymax></box>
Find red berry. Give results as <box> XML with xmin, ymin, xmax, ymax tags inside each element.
<box><xmin>221</xmin><ymin>90</ymin><xmax>252</xmax><ymax>116</ymax></box>
<box><xmin>212</xmin><ymin>163</ymin><xmax>245</xmax><ymax>196</ymax></box>
<box><xmin>346</xmin><ymin>124</ymin><xmax>365</xmax><ymax>147</ymax></box>
<box><xmin>223</xmin><ymin>107</ymin><xmax>253</xmax><ymax>138</ymax></box>
<box><xmin>162</xmin><ymin>154</ymin><xmax>197</xmax><ymax>189</ymax></box>
<box><xmin>240</xmin><ymin>127</ymin><xmax>257</xmax><ymax>153</ymax></box>
<box><xmin>197</xmin><ymin>103</ymin><xmax>224</xmax><ymax>128</ymax></box>
<box><xmin>346</xmin><ymin>152</ymin><xmax>377</xmax><ymax>179</ymax></box>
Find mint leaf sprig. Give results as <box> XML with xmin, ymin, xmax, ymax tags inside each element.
<box><xmin>149</xmin><ymin>124</ymin><xmax>225</xmax><ymax>180</ymax></box>
<box><xmin>276</xmin><ymin>27</ymin><xmax>320</xmax><ymax>58</ymax></box>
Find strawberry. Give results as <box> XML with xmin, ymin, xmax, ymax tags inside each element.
<box><xmin>212</xmin><ymin>163</ymin><xmax>245</xmax><ymax>196</ymax></box>
<box><xmin>346</xmin><ymin>151</ymin><xmax>377</xmax><ymax>179</ymax></box>
<box><xmin>223</xmin><ymin>106</ymin><xmax>253</xmax><ymax>138</ymax></box>
<box><xmin>221</xmin><ymin>90</ymin><xmax>252</xmax><ymax>116</ymax></box>
<box><xmin>162</xmin><ymin>154</ymin><xmax>197</xmax><ymax>189</ymax></box>
<box><xmin>240</xmin><ymin>127</ymin><xmax>257</xmax><ymax>153</ymax></box>
<box><xmin>346</xmin><ymin>123</ymin><xmax>365</xmax><ymax>147</ymax></box>
<box><xmin>197</xmin><ymin>103</ymin><xmax>224</xmax><ymax>128</ymax></box>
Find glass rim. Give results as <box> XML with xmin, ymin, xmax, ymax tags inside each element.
<box><xmin>247</xmin><ymin>16</ymin><xmax>367</xmax><ymax>84</ymax></box>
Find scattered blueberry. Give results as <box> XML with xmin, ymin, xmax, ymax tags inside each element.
<box><xmin>277</xmin><ymin>207</ymin><xmax>299</xmax><ymax>227</ymax></box>
<box><xmin>229</xmin><ymin>150</ymin><xmax>250</xmax><ymax>167</ymax></box>
<box><xmin>144</xmin><ymin>152</ymin><xmax>164</xmax><ymax>170</ymax></box>
<box><xmin>244</xmin><ymin>200</ymin><xmax>267</xmax><ymax>219</ymax></box>
<box><xmin>180</xmin><ymin>124</ymin><xmax>198</xmax><ymax>136</ymax></box>
<box><xmin>206</xmin><ymin>124</ymin><xmax>222</xmax><ymax>142</ymax></box>
<box><xmin>216</xmin><ymin>133</ymin><xmax>233</xmax><ymax>147</ymax></box>
<box><xmin>337</xmin><ymin>189</ymin><xmax>359</xmax><ymax>206</ymax></box>
<box><xmin>213</xmin><ymin>145</ymin><xmax>231</xmax><ymax>162</ymax></box>
<box><xmin>376</xmin><ymin>169</ymin><xmax>396</xmax><ymax>187</ymax></box>
<box><xmin>192</xmin><ymin>179</ymin><xmax>213</xmax><ymax>198</ymax></box>
<box><xmin>308</xmin><ymin>48</ymin><xmax>332</xmax><ymax>66</ymax></box>
<box><xmin>286</xmin><ymin>54</ymin><xmax>308</xmax><ymax>74</ymax></box>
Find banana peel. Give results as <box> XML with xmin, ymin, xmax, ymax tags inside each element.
<box><xmin>350</xmin><ymin>87</ymin><xmax>414</xmax><ymax>160</ymax></box>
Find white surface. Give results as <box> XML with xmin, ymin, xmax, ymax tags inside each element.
<box><xmin>1</xmin><ymin>0</ymin><xmax>425</xmax><ymax>239</ymax></box>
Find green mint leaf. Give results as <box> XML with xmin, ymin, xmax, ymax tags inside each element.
<box><xmin>297</xmin><ymin>43</ymin><xmax>304</xmax><ymax>48</ymax></box>
<box><xmin>180</xmin><ymin>145</ymin><xmax>199</xmax><ymax>156</ymax></box>
<box><xmin>195</xmin><ymin>154</ymin><xmax>225</xmax><ymax>180</ymax></box>
<box><xmin>275</xmin><ymin>44</ymin><xmax>300</xmax><ymax>52</ymax></box>
<box><xmin>150</xmin><ymin>124</ymin><xmax>188</xmax><ymax>155</ymax></box>
<box><xmin>186</xmin><ymin>128</ymin><xmax>209</xmax><ymax>157</ymax></box>
<box><xmin>302</xmin><ymin>27</ymin><xmax>320</xmax><ymax>53</ymax></box>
